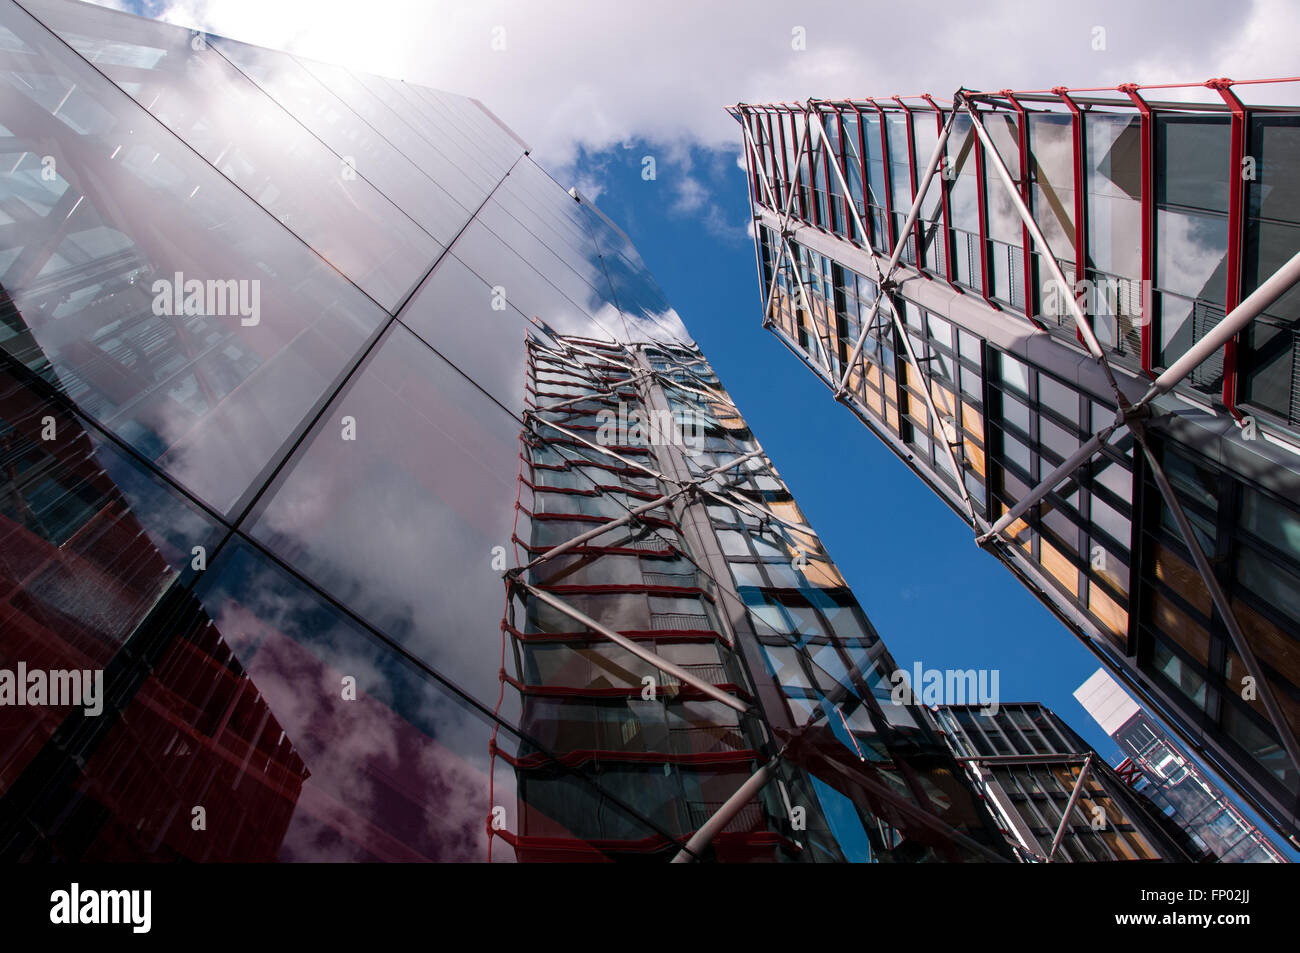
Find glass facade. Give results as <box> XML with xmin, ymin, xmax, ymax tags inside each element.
<box><xmin>935</xmin><ymin>703</ymin><xmax>1193</xmax><ymax>862</ymax></box>
<box><xmin>0</xmin><ymin>0</ymin><xmax>1017</xmax><ymax>862</ymax></box>
<box><xmin>733</xmin><ymin>84</ymin><xmax>1300</xmax><ymax>846</ymax></box>
<box><xmin>1075</xmin><ymin>668</ymin><xmax>1287</xmax><ymax>862</ymax></box>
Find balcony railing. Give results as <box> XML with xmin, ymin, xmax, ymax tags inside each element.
<box><xmin>650</xmin><ymin>612</ymin><xmax>712</xmax><ymax>631</ymax></box>
<box><xmin>642</xmin><ymin>570</ymin><xmax>701</xmax><ymax>589</ymax></box>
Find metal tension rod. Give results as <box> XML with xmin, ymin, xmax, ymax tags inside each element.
<box><xmin>806</xmin><ymin>103</ymin><xmax>886</xmax><ymax>282</ymax></box>
<box><xmin>887</xmin><ymin>303</ymin><xmax>977</xmax><ymax>519</ymax></box>
<box><xmin>1135</xmin><ymin>428</ymin><xmax>1300</xmax><ymax>780</ymax></box>
<box><xmin>532</xmin><ymin>376</ymin><xmax>649</xmax><ymax>416</ymax></box>
<box><xmin>1131</xmin><ymin>246</ymin><xmax>1300</xmax><ymax>413</ymax></box>
<box><xmin>528</xmin><ymin>329</ymin><xmax>633</xmax><ymax>372</ymax></box>
<box><xmin>707</xmin><ymin>485</ymin><xmax>820</xmax><ymax>540</ymax></box>
<box><xmin>980</xmin><ymin>246</ymin><xmax>1300</xmax><ymax>547</ymax></box>
<box><xmin>962</xmin><ymin>98</ymin><xmax>1127</xmax><ymax>407</ymax></box>
<box><xmin>520</xmin><ymin>447</ymin><xmax>765</xmax><ymax>571</ymax></box>
<box><xmin>532</xmin><ymin>410</ymin><xmax>810</xmax><ymax>557</ymax></box>
<box><xmin>802</xmin><ymin>101</ymin><xmax>974</xmax><ymax>517</ymax></box>
<box><xmin>517</xmin><ymin>581</ymin><xmax>749</xmax><ymax>714</ymax></box>
<box><xmin>837</xmin><ymin>101</ymin><xmax>961</xmax><ymax>394</ymax></box>
<box><xmin>527</xmin><ymin>415</ymin><xmax>677</xmax><ymax>485</ymax></box>
<box><xmin>740</xmin><ymin>121</ymin><xmax>790</xmax><ymax>324</ymax></box>
<box><xmin>655</xmin><ymin>372</ymin><xmax>740</xmax><ymax>412</ymax></box>
<box><xmin>749</xmin><ymin>118</ymin><xmax>838</xmax><ymax>372</ymax></box>
<box><xmin>779</xmin><ymin>113</ymin><xmax>811</xmax><ymax>231</ymax></box>
<box><xmin>1046</xmin><ymin>753</ymin><xmax>1092</xmax><ymax>862</ymax></box>
<box><xmin>801</xmin><ymin>98</ymin><xmax>974</xmax><ymax>516</ymax></box>
<box><xmin>673</xmin><ymin>636</ymin><xmax>1013</xmax><ymax>864</ymax></box>
<box><xmin>743</xmin><ymin>119</ymin><xmax>842</xmax><ymax>367</ymax></box>
<box><xmin>977</xmin><ymin>417</ymin><xmax>1123</xmax><ymax>545</ymax></box>
<box><xmin>670</xmin><ymin>755</ymin><xmax>781</xmax><ymax>863</ymax></box>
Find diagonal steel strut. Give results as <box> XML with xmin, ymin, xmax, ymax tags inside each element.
<box><xmin>752</xmin><ymin>117</ymin><xmax>837</xmax><ymax>371</ymax></box>
<box><xmin>1135</xmin><ymin>427</ymin><xmax>1300</xmax><ymax>781</ymax></box>
<box><xmin>961</xmin><ymin>98</ymin><xmax>1128</xmax><ymax>409</ymax></box>
<box><xmin>517</xmin><ymin>581</ymin><xmax>750</xmax><ymax>714</ymax></box>
<box><xmin>837</xmin><ymin>101</ymin><xmax>961</xmax><ymax>394</ymax></box>
<box><xmin>980</xmin><ymin>246</ymin><xmax>1300</xmax><ymax>547</ymax></box>
<box><xmin>1046</xmin><ymin>753</ymin><xmax>1092</xmax><ymax>862</ymax></box>
<box><xmin>520</xmin><ymin>446</ymin><xmax>765</xmax><ymax>571</ymax></box>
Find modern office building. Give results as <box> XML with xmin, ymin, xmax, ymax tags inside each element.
<box><xmin>729</xmin><ymin>80</ymin><xmax>1300</xmax><ymax>844</ymax></box>
<box><xmin>0</xmin><ymin>0</ymin><xmax>1029</xmax><ymax>861</ymax></box>
<box><xmin>933</xmin><ymin>702</ymin><xmax>1195</xmax><ymax>861</ymax></box>
<box><xmin>1076</xmin><ymin>668</ymin><xmax>1288</xmax><ymax>860</ymax></box>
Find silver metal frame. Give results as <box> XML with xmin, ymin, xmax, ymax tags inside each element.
<box><xmin>736</xmin><ymin>92</ymin><xmax>1300</xmax><ymax>790</ymax></box>
<box><xmin>1046</xmin><ymin>753</ymin><xmax>1093</xmax><ymax>862</ymax></box>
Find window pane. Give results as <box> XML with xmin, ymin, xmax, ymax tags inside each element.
<box><xmin>1086</xmin><ymin>114</ymin><xmax>1142</xmax><ymax>279</ymax></box>
<box><xmin>1028</xmin><ymin>113</ymin><xmax>1076</xmax><ymax>262</ymax></box>
<box><xmin>246</xmin><ymin>323</ymin><xmax>524</xmax><ymax>713</ymax></box>
<box><xmin>211</xmin><ymin>36</ymin><xmax>472</xmax><ymax>245</ymax></box>
<box><xmin>1241</xmin><ymin>487</ymin><xmax>1300</xmax><ymax>561</ymax></box>
<box><xmin>1157</xmin><ymin>116</ymin><xmax>1230</xmax><ymax>214</ymax></box>
<box><xmin>24</xmin><ymin>0</ymin><xmax>439</xmax><ymax>311</ymax></box>
<box><xmin>0</xmin><ymin>6</ymin><xmax>386</xmax><ymax>513</ymax></box>
<box><xmin>1157</xmin><ymin>207</ymin><xmax>1228</xmax><ymax>301</ymax></box>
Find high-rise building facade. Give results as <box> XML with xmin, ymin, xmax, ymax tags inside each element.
<box><xmin>729</xmin><ymin>81</ymin><xmax>1300</xmax><ymax>844</ymax></box>
<box><xmin>0</xmin><ymin>0</ymin><xmax>1028</xmax><ymax>862</ymax></box>
<box><xmin>1076</xmin><ymin>668</ymin><xmax>1289</xmax><ymax>860</ymax></box>
<box><xmin>933</xmin><ymin>702</ymin><xmax>1195</xmax><ymax>862</ymax></box>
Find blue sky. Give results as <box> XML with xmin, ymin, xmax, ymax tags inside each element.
<box><xmin>580</xmin><ymin>137</ymin><xmax>1299</xmax><ymax>858</ymax></box>
<box><xmin>576</xmin><ymin>141</ymin><xmax>1120</xmax><ymax>754</ymax></box>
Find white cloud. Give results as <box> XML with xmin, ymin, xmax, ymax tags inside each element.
<box><xmin>107</xmin><ymin>0</ymin><xmax>1294</xmax><ymax>164</ymax></box>
<box><xmin>96</xmin><ymin>0</ymin><xmax>1297</xmax><ymax>237</ymax></box>
<box><xmin>573</xmin><ymin>175</ymin><xmax>605</xmax><ymax>202</ymax></box>
<box><xmin>672</xmin><ymin>175</ymin><xmax>708</xmax><ymax>215</ymax></box>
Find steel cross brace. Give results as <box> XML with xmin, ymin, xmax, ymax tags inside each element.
<box><xmin>1131</xmin><ymin>421</ymin><xmax>1300</xmax><ymax>783</ymax></box>
<box><xmin>980</xmin><ymin>247</ymin><xmax>1300</xmax><ymax>546</ymax></box>
<box><xmin>837</xmin><ymin>101</ymin><xmax>961</xmax><ymax>393</ymax></box>
<box><xmin>954</xmin><ymin>92</ymin><xmax>1300</xmax><ymax>780</ymax></box>
<box><xmin>973</xmin><ymin>247</ymin><xmax>1300</xmax><ymax>779</ymax></box>
<box><xmin>961</xmin><ymin>98</ymin><xmax>1125</xmax><ymax>402</ymax></box>
<box><xmin>513</xmin><ymin>580</ymin><xmax>750</xmax><ymax>715</ymax></box>
<box><xmin>741</xmin><ymin>121</ymin><xmax>836</xmax><ymax>371</ymax></box>
<box><xmin>672</xmin><ymin>641</ymin><xmax>1011</xmax><ymax>863</ymax></box>
<box><xmin>806</xmin><ymin>102</ymin><xmax>888</xmax><ymax>283</ymax></box>
<box><xmin>519</xmin><ymin>446</ymin><xmax>765</xmax><ymax>572</ymax></box>
<box><xmin>795</xmin><ymin>100</ymin><xmax>977</xmax><ymax>520</ymax></box>
<box><xmin>1046</xmin><ymin>753</ymin><xmax>1093</xmax><ymax>862</ymax></box>
<box><xmin>529</xmin><ymin>412</ymin><xmax>814</xmax><ymax>542</ymax></box>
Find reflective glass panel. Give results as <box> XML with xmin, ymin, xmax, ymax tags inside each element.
<box><xmin>0</xmin><ymin>4</ymin><xmax>385</xmax><ymax>514</ymax></box>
